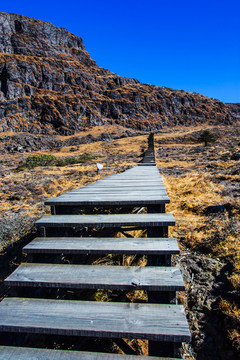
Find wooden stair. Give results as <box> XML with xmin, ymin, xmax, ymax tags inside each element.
<box><xmin>23</xmin><ymin>237</ymin><xmax>180</xmax><ymax>256</ymax></box>
<box><xmin>35</xmin><ymin>213</ymin><xmax>175</xmax><ymax>229</ymax></box>
<box><xmin>0</xmin><ymin>346</ymin><xmax>178</xmax><ymax>360</ymax></box>
<box><xmin>0</xmin><ymin>151</ymin><xmax>191</xmax><ymax>358</ymax></box>
<box><xmin>0</xmin><ymin>298</ymin><xmax>190</xmax><ymax>341</ymax></box>
<box><xmin>5</xmin><ymin>263</ymin><xmax>185</xmax><ymax>292</ymax></box>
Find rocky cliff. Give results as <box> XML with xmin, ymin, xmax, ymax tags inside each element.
<box><xmin>0</xmin><ymin>13</ymin><xmax>236</xmax><ymax>134</ymax></box>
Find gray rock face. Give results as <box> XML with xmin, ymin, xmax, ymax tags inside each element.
<box><xmin>0</xmin><ymin>13</ymin><xmax>85</xmax><ymax>58</ymax></box>
<box><xmin>0</xmin><ymin>12</ymin><xmax>236</xmax><ymax>134</ymax></box>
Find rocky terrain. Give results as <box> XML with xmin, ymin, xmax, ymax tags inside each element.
<box><xmin>226</xmin><ymin>103</ymin><xmax>240</xmax><ymax>117</ymax></box>
<box><xmin>0</xmin><ymin>12</ymin><xmax>236</xmax><ymax>134</ymax></box>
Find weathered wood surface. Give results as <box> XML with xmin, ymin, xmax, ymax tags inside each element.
<box><xmin>45</xmin><ymin>194</ymin><xmax>169</xmax><ymax>206</ymax></box>
<box><xmin>69</xmin><ymin>186</ymin><xmax>167</xmax><ymax>192</ymax></box>
<box><xmin>35</xmin><ymin>213</ymin><xmax>175</xmax><ymax>228</ymax></box>
<box><xmin>0</xmin><ymin>298</ymin><xmax>191</xmax><ymax>342</ymax></box>
<box><xmin>61</xmin><ymin>190</ymin><xmax>167</xmax><ymax>195</ymax></box>
<box><xmin>45</xmin><ymin>165</ymin><xmax>170</xmax><ymax>206</ymax></box>
<box><xmin>106</xmin><ymin>167</ymin><xmax>159</xmax><ymax>175</ymax></box>
<box><xmin>5</xmin><ymin>263</ymin><xmax>185</xmax><ymax>291</ymax></box>
<box><xmin>76</xmin><ymin>179</ymin><xmax>165</xmax><ymax>187</ymax></box>
<box><xmin>103</xmin><ymin>177</ymin><xmax>163</xmax><ymax>181</ymax></box>
<box><xmin>89</xmin><ymin>177</ymin><xmax>164</xmax><ymax>181</ymax></box>
<box><xmin>138</xmin><ymin>163</ymin><xmax>156</xmax><ymax>166</ymax></box>
<box><xmin>45</xmin><ymin>197</ymin><xmax>170</xmax><ymax>206</ymax></box>
<box><xmin>0</xmin><ymin>347</ymin><xmax>178</xmax><ymax>360</ymax></box>
<box><xmin>24</xmin><ymin>237</ymin><xmax>180</xmax><ymax>255</ymax></box>
<box><xmin>76</xmin><ymin>184</ymin><xmax>165</xmax><ymax>189</ymax></box>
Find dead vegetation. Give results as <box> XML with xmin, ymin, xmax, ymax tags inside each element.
<box><xmin>0</xmin><ymin>122</ymin><xmax>239</xmax><ymax>359</ymax></box>
<box><xmin>0</xmin><ymin>127</ymin><xmax>147</xmax><ymax>254</ymax></box>
<box><xmin>155</xmin><ymin>123</ymin><xmax>240</xmax><ymax>359</ymax></box>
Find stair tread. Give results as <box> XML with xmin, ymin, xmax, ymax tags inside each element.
<box><xmin>24</xmin><ymin>237</ymin><xmax>180</xmax><ymax>255</ymax></box>
<box><xmin>5</xmin><ymin>263</ymin><xmax>185</xmax><ymax>291</ymax></box>
<box><xmin>35</xmin><ymin>213</ymin><xmax>175</xmax><ymax>228</ymax></box>
<box><xmin>0</xmin><ymin>346</ymin><xmax>178</xmax><ymax>360</ymax></box>
<box><xmin>0</xmin><ymin>298</ymin><xmax>191</xmax><ymax>342</ymax></box>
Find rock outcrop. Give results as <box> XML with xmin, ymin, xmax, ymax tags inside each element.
<box><xmin>0</xmin><ymin>12</ymin><xmax>236</xmax><ymax>134</ymax></box>
<box><xmin>226</xmin><ymin>103</ymin><xmax>240</xmax><ymax>118</ymax></box>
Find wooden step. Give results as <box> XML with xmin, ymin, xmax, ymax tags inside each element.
<box><xmin>0</xmin><ymin>298</ymin><xmax>191</xmax><ymax>342</ymax></box>
<box><xmin>0</xmin><ymin>346</ymin><xmax>178</xmax><ymax>360</ymax></box>
<box><xmin>99</xmin><ymin>181</ymin><xmax>164</xmax><ymax>185</ymax></box>
<box><xmin>138</xmin><ymin>163</ymin><xmax>156</xmax><ymax>166</ymax></box>
<box><xmin>45</xmin><ymin>194</ymin><xmax>170</xmax><ymax>206</ymax></box>
<box><xmin>88</xmin><ymin>178</ymin><xmax>164</xmax><ymax>182</ymax></box>
<box><xmin>35</xmin><ymin>213</ymin><xmax>175</xmax><ymax>229</ymax></box>
<box><xmin>69</xmin><ymin>186</ymin><xmax>167</xmax><ymax>192</ymax></box>
<box><xmin>64</xmin><ymin>190</ymin><xmax>168</xmax><ymax>195</ymax></box>
<box><xmin>45</xmin><ymin>195</ymin><xmax>169</xmax><ymax>206</ymax></box>
<box><xmin>80</xmin><ymin>183</ymin><xmax>165</xmax><ymax>188</ymax></box>
<box><xmin>23</xmin><ymin>237</ymin><xmax>180</xmax><ymax>255</ymax></box>
<box><xmin>5</xmin><ymin>264</ymin><xmax>185</xmax><ymax>291</ymax></box>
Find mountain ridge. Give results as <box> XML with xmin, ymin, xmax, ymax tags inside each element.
<box><xmin>0</xmin><ymin>12</ymin><xmax>236</xmax><ymax>134</ymax></box>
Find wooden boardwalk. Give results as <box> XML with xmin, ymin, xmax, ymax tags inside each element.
<box><xmin>45</xmin><ymin>166</ymin><xmax>170</xmax><ymax>207</ymax></box>
<box><xmin>0</xmin><ymin>135</ymin><xmax>191</xmax><ymax>359</ymax></box>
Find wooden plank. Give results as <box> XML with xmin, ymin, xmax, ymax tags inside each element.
<box><xmin>24</xmin><ymin>237</ymin><xmax>180</xmax><ymax>255</ymax></box>
<box><xmin>35</xmin><ymin>213</ymin><xmax>175</xmax><ymax>228</ymax></box>
<box><xmin>0</xmin><ymin>298</ymin><xmax>191</xmax><ymax>342</ymax></box>
<box><xmin>65</xmin><ymin>193</ymin><xmax>167</xmax><ymax>198</ymax></box>
<box><xmin>45</xmin><ymin>198</ymin><xmax>170</xmax><ymax>206</ymax></box>
<box><xmin>48</xmin><ymin>193</ymin><xmax>167</xmax><ymax>198</ymax></box>
<box><xmin>69</xmin><ymin>186</ymin><xmax>166</xmax><ymax>191</ymax></box>
<box><xmin>105</xmin><ymin>175</ymin><xmax>159</xmax><ymax>179</ymax></box>
<box><xmin>110</xmin><ymin>166</ymin><xmax>158</xmax><ymax>171</ymax></box>
<box><xmin>81</xmin><ymin>183</ymin><xmax>165</xmax><ymax>187</ymax></box>
<box><xmin>139</xmin><ymin>164</ymin><xmax>156</xmax><ymax>167</ymax></box>
<box><xmin>5</xmin><ymin>264</ymin><xmax>185</xmax><ymax>291</ymax></box>
<box><xmin>84</xmin><ymin>177</ymin><xmax>164</xmax><ymax>183</ymax></box>
<box><xmin>78</xmin><ymin>178</ymin><xmax>164</xmax><ymax>183</ymax></box>
<box><xmin>53</xmin><ymin>196</ymin><xmax>168</xmax><ymax>201</ymax></box>
<box><xmin>108</xmin><ymin>171</ymin><xmax>159</xmax><ymax>174</ymax></box>
<box><xmin>101</xmin><ymin>173</ymin><xmax>161</xmax><ymax>179</ymax></box>
<box><xmin>0</xmin><ymin>347</ymin><xmax>178</xmax><ymax>360</ymax></box>
<box><xmin>90</xmin><ymin>179</ymin><xmax>164</xmax><ymax>182</ymax></box>
<box><xmin>62</xmin><ymin>191</ymin><xmax>168</xmax><ymax>196</ymax></box>
<box><xmin>75</xmin><ymin>187</ymin><xmax>165</xmax><ymax>191</ymax></box>
<box><xmin>55</xmin><ymin>192</ymin><xmax>168</xmax><ymax>197</ymax></box>
<box><xmin>66</xmin><ymin>190</ymin><xmax>168</xmax><ymax>194</ymax></box>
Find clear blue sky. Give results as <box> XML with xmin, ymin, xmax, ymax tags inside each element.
<box><xmin>1</xmin><ymin>0</ymin><xmax>239</xmax><ymax>103</ymax></box>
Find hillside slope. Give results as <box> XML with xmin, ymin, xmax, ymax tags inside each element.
<box><xmin>0</xmin><ymin>12</ymin><xmax>236</xmax><ymax>134</ymax></box>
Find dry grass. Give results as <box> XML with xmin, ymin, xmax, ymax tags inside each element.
<box><xmin>1</xmin><ymin>123</ymin><xmax>239</xmax><ymax>357</ymax></box>
<box><xmin>155</xmin><ymin>123</ymin><xmax>240</xmax><ymax>355</ymax></box>
<box><xmin>0</xmin><ymin>128</ymin><xmax>147</xmax><ymax>253</ymax></box>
